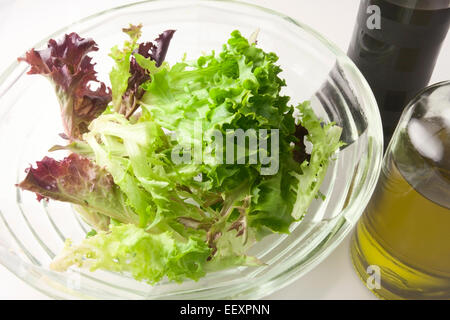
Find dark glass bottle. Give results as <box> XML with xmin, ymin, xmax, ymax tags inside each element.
<box><xmin>347</xmin><ymin>0</ymin><xmax>450</xmax><ymax>147</ymax></box>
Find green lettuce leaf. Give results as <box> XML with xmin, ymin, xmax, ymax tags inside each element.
<box><xmin>83</xmin><ymin>113</ymin><xmax>210</xmax><ymax>228</ymax></box>
<box><xmin>290</xmin><ymin>101</ymin><xmax>344</xmax><ymax>219</ymax></box>
<box><xmin>50</xmin><ymin>224</ymin><xmax>211</xmax><ymax>284</ymax></box>
<box><xmin>139</xmin><ymin>30</ymin><xmax>297</xmax><ymax>196</ymax></box>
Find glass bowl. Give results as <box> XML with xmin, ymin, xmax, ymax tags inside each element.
<box><xmin>0</xmin><ymin>0</ymin><xmax>383</xmax><ymax>299</ymax></box>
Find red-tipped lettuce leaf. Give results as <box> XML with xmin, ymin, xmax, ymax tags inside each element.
<box><xmin>17</xmin><ymin>154</ymin><xmax>138</xmax><ymax>225</ymax></box>
<box><xmin>110</xmin><ymin>26</ymin><xmax>175</xmax><ymax>117</ymax></box>
<box><xmin>18</xmin><ymin>33</ymin><xmax>111</xmax><ymax>139</ymax></box>
<box><xmin>139</xmin><ymin>29</ymin><xmax>175</xmax><ymax>67</ymax></box>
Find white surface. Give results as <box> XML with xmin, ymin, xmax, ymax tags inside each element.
<box><xmin>0</xmin><ymin>0</ymin><xmax>448</xmax><ymax>300</ymax></box>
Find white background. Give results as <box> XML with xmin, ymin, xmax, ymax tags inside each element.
<box><xmin>0</xmin><ymin>0</ymin><xmax>448</xmax><ymax>299</ymax></box>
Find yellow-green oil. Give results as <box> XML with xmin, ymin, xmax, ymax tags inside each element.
<box><xmin>351</xmin><ymin>126</ymin><xmax>450</xmax><ymax>299</ymax></box>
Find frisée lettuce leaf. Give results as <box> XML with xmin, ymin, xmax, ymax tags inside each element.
<box><xmin>50</xmin><ymin>224</ymin><xmax>211</xmax><ymax>284</ymax></box>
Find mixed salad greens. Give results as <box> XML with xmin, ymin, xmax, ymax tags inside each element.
<box><xmin>17</xmin><ymin>25</ymin><xmax>342</xmax><ymax>284</ymax></box>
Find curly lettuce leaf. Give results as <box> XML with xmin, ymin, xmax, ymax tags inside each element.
<box><xmin>248</xmin><ymin>104</ymin><xmax>342</xmax><ymax>231</ymax></box>
<box><xmin>17</xmin><ymin>153</ymin><xmax>139</xmax><ymax>226</ymax></box>
<box><xmin>138</xmin><ymin>30</ymin><xmax>313</xmax><ymax>236</ymax></box>
<box><xmin>140</xmin><ymin>30</ymin><xmax>297</xmax><ymax>195</ymax></box>
<box><xmin>141</xmin><ymin>29</ymin><xmax>176</xmax><ymax>67</ymax></box>
<box><xmin>19</xmin><ymin>33</ymin><xmax>111</xmax><ymax>139</ymax></box>
<box><xmin>290</xmin><ymin>101</ymin><xmax>343</xmax><ymax>219</ymax></box>
<box><xmin>83</xmin><ymin>113</ymin><xmax>208</xmax><ymax>227</ymax></box>
<box><xmin>109</xmin><ymin>24</ymin><xmax>175</xmax><ymax>118</ymax></box>
<box><xmin>50</xmin><ymin>224</ymin><xmax>211</xmax><ymax>284</ymax></box>
<box><xmin>248</xmin><ymin>167</ymin><xmax>296</xmax><ymax>234</ymax></box>
<box><xmin>109</xmin><ymin>24</ymin><xmax>142</xmax><ymax>114</ymax></box>
<box><xmin>82</xmin><ymin>113</ymin><xmax>261</xmax><ymax>265</ymax></box>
